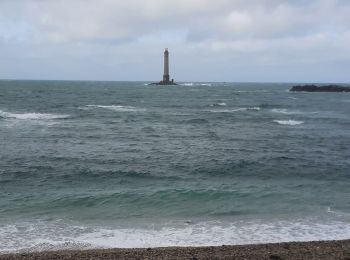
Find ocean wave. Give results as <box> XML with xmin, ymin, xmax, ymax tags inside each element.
<box><xmin>272</xmin><ymin>109</ymin><xmax>317</xmax><ymax>115</ymax></box>
<box><xmin>273</xmin><ymin>120</ymin><xmax>304</xmax><ymax>126</ymax></box>
<box><xmin>0</xmin><ymin>110</ymin><xmax>69</xmax><ymax>120</ymax></box>
<box><xmin>272</xmin><ymin>109</ymin><xmax>298</xmax><ymax>115</ymax></box>
<box><xmin>232</xmin><ymin>90</ymin><xmax>269</xmax><ymax>93</ymax></box>
<box><xmin>245</xmin><ymin>107</ymin><xmax>261</xmax><ymax>111</ymax></box>
<box><xmin>83</xmin><ymin>105</ymin><xmax>146</xmax><ymax>112</ymax></box>
<box><xmin>210</xmin><ymin>102</ymin><xmax>227</xmax><ymax>107</ymax></box>
<box><xmin>180</xmin><ymin>83</ymin><xmax>212</xmax><ymax>86</ymax></box>
<box><xmin>185</xmin><ymin>118</ymin><xmax>208</xmax><ymax>124</ymax></box>
<box><xmin>45</xmin><ymin>189</ymin><xmax>245</xmax><ymax>210</ymax></box>
<box><xmin>209</xmin><ymin>107</ymin><xmax>261</xmax><ymax>113</ymax></box>
<box><xmin>2</xmin><ymin>218</ymin><xmax>350</xmax><ymax>253</ymax></box>
<box><xmin>259</xmin><ymin>103</ymin><xmax>283</xmax><ymax>109</ymax></box>
<box><xmin>327</xmin><ymin>207</ymin><xmax>350</xmax><ymax>217</ymax></box>
<box><xmin>56</xmin><ymin>170</ymin><xmax>184</xmax><ymax>184</ymax></box>
<box><xmin>181</xmin><ymin>83</ymin><xmax>194</xmax><ymax>86</ymax></box>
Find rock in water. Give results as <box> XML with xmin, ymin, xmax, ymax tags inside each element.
<box><xmin>290</xmin><ymin>84</ymin><xmax>350</xmax><ymax>92</ymax></box>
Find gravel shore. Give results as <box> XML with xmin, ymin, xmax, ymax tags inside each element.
<box><xmin>1</xmin><ymin>240</ymin><xmax>350</xmax><ymax>260</ymax></box>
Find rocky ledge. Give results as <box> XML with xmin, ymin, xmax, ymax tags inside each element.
<box><xmin>290</xmin><ymin>84</ymin><xmax>350</xmax><ymax>92</ymax></box>
<box><xmin>148</xmin><ymin>82</ymin><xmax>177</xmax><ymax>85</ymax></box>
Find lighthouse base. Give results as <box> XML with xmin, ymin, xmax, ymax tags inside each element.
<box><xmin>148</xmin><ymin>79</ymin><xmax>177</xmax><ymax>85</ymax></box>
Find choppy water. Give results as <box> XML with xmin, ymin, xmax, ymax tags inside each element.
<box><xmin>0</xmin><ymin>80</ymin><xmax>349</xmax><ymax>253</ymax></box>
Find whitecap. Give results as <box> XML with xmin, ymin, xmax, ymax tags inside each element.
<box><xmin>272</xmin><ymin>109</ymin><xmax>317</xmax><ymax>115</ymax></box>
<box><xmin>208</xmin><ymin>109</ymin><xmax>234</xmax><ymax>113</ymax></box>
<box><xmin>231</xmin><ymin>107</ymin><xmax>261</xmax><ymax>112</ymax></box>
<box><xmin>272</xmin><ymin>109</ymin><xmax>298</xmax><ymax>115</ymax></box>
<box><xmin>273</xmin><ymin>120</ymin><xmax>304</xmax><ymax>126</ymax></box>
<box><xmin>84</xmin><ymin>105</ymin><xmax>146</xmax><ymax>112</ymax></box>
<box><xmin>0</xmin><ymin>110</ymin><xmax>69</xmax><ymax>120</ymax></box>
<box><xmin>209</xmin><ymin>107</ymin><xmax>260</xmax><ymax>113</ymax></box>
<box><xmin>211</xmin><ymin>102</ymin><xmax>227</xmax><ymax>107</ymax></box>
<box><xmin>180</xmin><ymin>83</ymin><xmax>211</xmax><ymax>87</ymax></box>
<box><xmin>246</xmin><ymin>107</ymin><xmax>261</xmax><ymax>111</ymax></box>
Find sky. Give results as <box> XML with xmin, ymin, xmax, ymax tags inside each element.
<box><xmin>0</xmin><ymin>0</ymin><xmax>350</xmax><ymax>83</ymax></box>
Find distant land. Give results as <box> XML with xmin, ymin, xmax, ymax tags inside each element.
<box><xmin>290</xmin><ymin>84</ymin><xmax>350</xmax><ymax>92</ymax></box>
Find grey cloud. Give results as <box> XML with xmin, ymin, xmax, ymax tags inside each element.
<box><xmin>0</xmin><ymin>0</ymin><xmax>349</xmax><ymax>82</ymax></box>
<box><xmin>2</xmin><ymin>0</ymin><xmax>349</xmax><ymax>43</ymax></box>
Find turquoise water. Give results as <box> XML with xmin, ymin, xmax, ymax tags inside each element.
<box><xmin>0</xmin><ymin>80</ymin><xmax>350</xmax><ymax>252</ymax></box>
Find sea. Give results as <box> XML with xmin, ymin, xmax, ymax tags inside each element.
<box><xmin>0</xmin><ymin>80</ymin><xmax>349</xmax><ymax>253</ymax></box>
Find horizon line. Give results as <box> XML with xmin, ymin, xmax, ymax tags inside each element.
<box><xmin>0</xmin><ymin>78</ymin><xmax>349</xmax><ymax>85</ymax></box>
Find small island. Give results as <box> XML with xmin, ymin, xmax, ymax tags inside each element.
<box><xmin>290</xmin><ymin>84</ymin><xmax>350</xmax><ymax>92</ymax></box>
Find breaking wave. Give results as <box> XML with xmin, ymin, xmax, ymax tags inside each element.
<box><xmin>0</xmin><ymin>110</ymin><xmax>69</xmax><ymax>120</ymax></box>
<box><xmin>2</xmin><ymin>218</ymin><xmax>350</xmax><ymax>253</ymax></box>
<box><xmin>209</xmin><ymin>107</ymin><xmax>261</xmax><ymax>113</ymax></box>
<box><xmin>83</xmin><ymin>105</ymin><xmax>146</xmax><ymax>112</ymax></box>
<box><xmin>273</xmin><ymin>120</ymin><xmax>304</xmax><ymax>126</ymax></box>
<box><xmin>272</xmin><ymin>109</ymin><xmax>317</xmax><ymax>115</ymax></box>
<box><xmin>181</xmin><ymin>83</ymin><xmax>212</xmax><ymax>86</ymax></box>
<box><xmin>211</xmin><ymin>102</ymin><xmax>227</xmax><ymax>107</ymax></box>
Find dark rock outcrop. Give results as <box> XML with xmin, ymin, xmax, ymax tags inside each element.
<box><xmin>148</xmin><ymin>81</ymin><xmax>177</xmax><ymax>86</ymax></box>
<box><xmin>290</xmin><ymin>84</ymin><xmax>350</xmax><ymax>92</ymax></box>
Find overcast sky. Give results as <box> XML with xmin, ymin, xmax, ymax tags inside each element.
<box><xmin>0</xmin><ymin>0</ymin><xmax>349</xmax><ymax>82</ymax></box>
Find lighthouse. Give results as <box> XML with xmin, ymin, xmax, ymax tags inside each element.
<box><xmin>150</xmin><ymin>48</ymin><xmax>177</xmax><ymax>85</ymax></box>
<box><xmin>163</xmin><ymin>48</ymin><xmax>170</xmax><ymax>84</ymax></box>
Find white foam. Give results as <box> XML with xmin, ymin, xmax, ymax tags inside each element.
<box><xmin>181</xmin><ymin>83</ymin><xmax>194</xmax><ymax>86</ymax></box>
<box><xmin>0</xmin><ymin>110</ymin><xmax>69</xmax><ymax>120</ymax></box>
<box><xmin>327</xmin><ymin>207</ymin><xmax>350</xmax><ymax>217</ymax></box>
<box><xmin>209</xmin><ymin>107</ymin><xmax>260</xmax><ymax>113</ymax></box>
<box><xmin>272</xmin><ymin>109</ymin><xmax>317</xmax><ymax>115</ymax></box>
<box><xmin>180</xmin><ymin>83</ymin><xmax>212</xmax><ymax>87</ymax></box>
<box><xmin>2</xmin><ymin>218</ymin><xmax>350</xmax><ymax>253</ymax></box>
<box><xmin>272</xmin><ymin>109</ymin><xmax>298</xmax><ymax>115</ymax></box>
<box><xmin>246</xmin><ymin>107</ymin><xmax>261</xmax><ymax>111</ymax></box>
<box><xmin>84</xmin><ymin>105</ymin><xmax>145</xmax><ymax>112</ymax></box>
<box><xmin>273</xmin><ymin>120</ymin><xmax>304</xmax><ymax>125</ymax></box>
<box><xmin>211</xmin><ymin>102</ymin><xmax>227</xmax><ymax>107</ymax></box>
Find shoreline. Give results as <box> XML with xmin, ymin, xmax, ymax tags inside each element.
<box><xmin>1</xmin><ymin>240</ymin><xmax>349</xmax><ymax>260</ymax></box>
